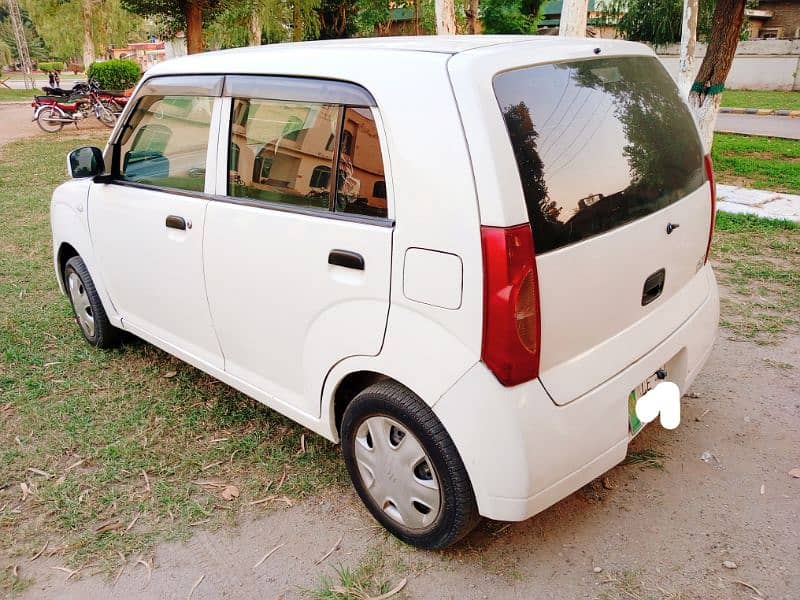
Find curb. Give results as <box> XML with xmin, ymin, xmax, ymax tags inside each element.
<box><xmin>720</xmin><ymin>106</ymin><xmax>800</xmax><ymax>117</ymax></box>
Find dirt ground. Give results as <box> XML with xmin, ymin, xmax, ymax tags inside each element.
<box><xmin>0</xmin><ymin>102</ymin><xmax>108</xmax><ymax>147</ymax></box>
<box><xmin>3</xmin><ymin>298</ymin><xmax>797</xmax><ymax>599</ymax></box>
<box><xmin>1</xmin><ymin>104</ymin><xmax>798</xmax><ymax>599</ymax></box>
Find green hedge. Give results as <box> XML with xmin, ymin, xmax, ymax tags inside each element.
<box><xmin>87</xmin><ymin>59</ymin><xmax>141</xmax><ymax>90</ymax></box>
<box><xmin>38</xmin><ymin>61</ymin><xmax>65</xmax><ymax>72</ymax></box>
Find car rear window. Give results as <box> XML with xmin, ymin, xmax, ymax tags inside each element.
<box><xmin>493</xmin><ymin>56</ymin><xmax>705</xmax><ymax>254</ymax></box>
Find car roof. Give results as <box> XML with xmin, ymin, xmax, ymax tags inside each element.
<box><xmin>145</xmin><ymin>35</ymin><xmax>646</xmax><ymax>78</ymax></box>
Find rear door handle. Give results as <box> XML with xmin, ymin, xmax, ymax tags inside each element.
<box><xmin>165</xmin><ymin>215</ymin><xmax>187</xmax><ymax>230</ymax></box>
<box><xmin>328</xmin><ymin>249</ymin><xmax>364</xmax><ymax>270</ymax></box>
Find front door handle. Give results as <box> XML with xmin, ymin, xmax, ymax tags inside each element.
<box><xmin>165</xmin><ymin>215</ymin><xmax>187</xmax><ymax>230</ymax></box>
<box><xmin>328</xmin><ymin>249</ymin><xmax>364</xmax><ymax>270</ymax></box>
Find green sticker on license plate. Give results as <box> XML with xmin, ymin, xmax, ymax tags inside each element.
<box><xmin>628</xmin><ymin>391</ymin><xmax>643</xmax><ymax>435</ymax></box>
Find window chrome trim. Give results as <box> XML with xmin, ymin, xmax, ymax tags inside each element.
<box><xmin>94</xmin><ymin>179</ymin><xmax>394</xmax><ymax>228</ymax></box>
<box><xmin>210</xmin><ymin>193</ymin><xmax>394</xmax><ymax>228</ymax></box>
<box><xmin>223</xmin><ymin>75</ymin><xmax>376</xmax><ymax>107</ymax></box>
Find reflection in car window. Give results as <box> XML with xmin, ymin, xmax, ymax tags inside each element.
<box><xmin>335</xmin><ymin>107</ymin><xmax>387</xmax><ymax>219</ymax></box>
<box><xmin>227</xmin><ymin>98</ymin><xmax>339</xmax><ymax>210</ymax></box>
<box><xmin>493</xmin><ymin>56</ymin><xmax>705</xmax><ymax>254</ymax></box>
<box><xmin>119</xmin><ymin>95</ymin><xmax>214</xmax><ymax>192</ymax></box>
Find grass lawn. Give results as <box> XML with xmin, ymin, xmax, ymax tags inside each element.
<box><xmin>711</xmin><ymin>212</ymin><xmax>799</xmax><ymax>343</ymax></box>
<box><xmin>721</xmin><ymin>90</ymin><xmax>800</xmax><ymax>110</ymax></box>
<box><xmin>0</xmin><ymin>89</ymin><xmax>42</xmax><ymax>103</ymax></box>
<box><xmin>0</xmin><ymin>134</ymin><xmax>346</xmax><ymax>592</ymax></box>
<box><xmin>711</xmin><ymin>132</ymin><xmax>800</xmax><ymax>194</ymax></box>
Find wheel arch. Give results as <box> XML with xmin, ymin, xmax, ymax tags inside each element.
<box><xmin>56</xmin><ymin>241</ymin><xmax>80</xmax><ymax>291</ymax></box>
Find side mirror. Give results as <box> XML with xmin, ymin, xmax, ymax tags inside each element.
<box><xmin>67</xmin><ymin>146</ymin><xmax>104</xmax><ymax>179</ymax></box>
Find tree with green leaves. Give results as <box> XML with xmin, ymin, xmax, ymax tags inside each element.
<box><xmin>23</xmin><ymin>0</ymin><xmax>146</xmax><ymax>67</ymax></box>
<box><xmin>121</xmin><ymin>0</ymin><xmax>224</xmax><ymax>54</ymax></box>
<box><xmin>480</xmin><ymin>0</ymin><xmax>543</xmax><ymax>35</ymax></box>
<box><xmin>317</xmin><ymin>0</ymin><xmax>357</xmax><ymax>39</ymax></box>
<box><xmin>613</xmin><ymin>0</ymin><xmax>715</xmax><ymax>47</ymax></box>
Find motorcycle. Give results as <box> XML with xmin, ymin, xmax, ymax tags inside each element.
<box><xmin>32</xmin><ymin>79</ymin><xmax>116</xmax><ymax>132</ymax></box>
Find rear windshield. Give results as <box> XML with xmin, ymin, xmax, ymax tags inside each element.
<box><xmin>493</xmin><ymin>56</ymin><xmax>705</xmax><ymax>254</ymax></box>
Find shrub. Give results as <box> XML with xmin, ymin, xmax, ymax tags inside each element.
<box><xmin>38</xmin><ymin>61</ymin><xmax>66</xmax><ymax>72</ymax></box>
<box><xmin>87</xmin><ymin>59</ymin><xmax>141</xmax><ymax>91</ymax></box>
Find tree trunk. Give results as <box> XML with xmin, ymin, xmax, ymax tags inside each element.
<box><xmin>435</xmin><ymin>0</ymin><xmax>456</xmax><ymax>35</ymax></box>
<box><xmin>677</xmin><ymin>0</ymin><xmax>699</xmax><ymax>97</ymax></box>
<box><xmin>185</xmin><ymin>1</ymin><xmax>204</xmax><ymax>54</ymax></box>
<box><xmin>466</xmin><ymin>0</ymin><xmax>479</xmax><ymax>34</ymax></box>
<box><xmin>689</xmin><ymin>0</ymin><xmax>745</xmax><ymax>150</ymax></box>
<box><xmin>414</xmin><ymin>0</ymin><xmax>421</xmax><ymax>35</ymax></box>
<box><xmin>292</xmin><ymin>3</ymin><xmax>303</xmax><ymax>41</ymax></box>
<box><xmin>248</xmin><ymin>7</ymin><xmax>262</xmax><ymax>46</ymax></box>
<box><xmin>81</xmin><ymin>0</ymin><xmax>96</xmax><ymax>69</ymax></box>
<box><xmin>559</xmin><ymin>0</ymin><xmax>588</xmax><ymax>37</ymax></box>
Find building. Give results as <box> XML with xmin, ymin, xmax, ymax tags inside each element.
<box><xmin>747</xmin><ymin>1</ymin><xmax>800</xmax><ymax>39</ymax></box>
<box><xmin>539</xmin><ymin>0</ymin><xmax>621</xmax><ymax>38</ymax></box>
<box><xmin>111</xmin><ymin>41</ymin><xmax>166</xmax><ymax>70</ymax></box>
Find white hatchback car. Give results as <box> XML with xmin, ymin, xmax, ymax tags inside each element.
<box><xmin>52</xmin><ymin>36</ymin><xmax>719</xmax><ymax>549</ymax></box>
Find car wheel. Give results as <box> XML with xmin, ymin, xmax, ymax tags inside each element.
<box><xmin>341</xmin><ymin>381</ymin><xmax>480</xmax><ymax>549</ymax></box>
<box><xmin>63</xmin><ymin>256</ymin><xmax>119</xmax><ymax>348</ymax></box>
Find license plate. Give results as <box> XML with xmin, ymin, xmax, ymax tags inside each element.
<box><xmin>628</xmin><ymin>369</ymin><xmax>664</xmax><ymax>436</ymax></box>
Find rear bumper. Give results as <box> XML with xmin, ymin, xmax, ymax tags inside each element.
<box><xmin>433</xmin><ymin>264</ymin><xmax>719</xmax><ymax>522</ymax></box>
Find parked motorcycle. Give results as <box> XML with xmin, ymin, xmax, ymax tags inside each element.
<box><xmin>32</xmin><ymin>79</ymin><xmax>116</xmax><ymax>132</ymax></box>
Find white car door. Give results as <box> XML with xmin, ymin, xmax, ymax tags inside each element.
<box><xmin>203</xmin><ymin>78</ymin><xmax>393</xmax><ymax>418</ymax></box>
<box><xmin>88</xmin><ymin>76</ymin><xmax>225</xmax><ymax>369</ymax></box>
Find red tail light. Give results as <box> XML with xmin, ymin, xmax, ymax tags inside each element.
<box><xmin>704</xmin><ymin>154</ymin><xmax>716</xmax><ymax>264</ymax></box>
<box><xmin>480</xmin><ymin>224</ymin><xmax>541</xmax><ymax>387</ymax></box>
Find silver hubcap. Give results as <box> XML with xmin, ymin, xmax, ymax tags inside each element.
<box><xmin>354</xmin><ymin>416</ymin><xmax>441</xmax><ymax>530</ymax></box>
<box><xmin>67</xmin><ymin>271</ymin><xmax>95</xmax><ymax>338</ymax></box>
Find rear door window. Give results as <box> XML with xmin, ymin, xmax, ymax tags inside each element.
<box><xmin>493</xmin><ymin>56</ymin><xmax>705</xmax><ymax>254</ymax></box>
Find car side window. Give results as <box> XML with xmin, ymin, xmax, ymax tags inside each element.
<box><xmin>118</xmin><ymin>95</ymin><xmax>214</xmax><ymax>192</ymax></box>
<box><xmin>335</xmin><ymin>108</ymin><xmax>387</xmax><ymax>219</ymax></box>
<box><xmin>228</xmin><ymin>98</ymin><xmax>340</xmax><ymax>210</ymax></box>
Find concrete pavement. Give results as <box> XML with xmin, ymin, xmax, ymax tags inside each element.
<box><xmin>717</xmin><ymin>183</ymin><xmax>800</xmax><ymax>222</ymax></box>
<box><xmin>715</xmin><ymin>113</ymin><xmax>800</xmax><ymax>139</ymax></box>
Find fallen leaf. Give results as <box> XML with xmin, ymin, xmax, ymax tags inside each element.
<box><xmin>733</xmin><ymin>580</ymin><xmax>762</xmax><ymax>597</ymax></box>
<box><xmin>723</xmin><ymin>560</ymin><xmax>738</xmax><ymax>569</ymax></box>
<box><xmin>141</xmin><ymin>470</ymin><xmax>151</xmax><ymax>494</ymax></box>
<box><xmin>601</xmin><ymin>476</ymin><xmax>614</xmax><ymax>490</ymax></box>
<box><xmin>125</xmin><ymin>513</ymin><xmax>140</xmax><ymax>533</ymax></box>
<box><xmin>30</xmin><ymin>541</ymin><xmax>48</xmax><ymax>561</ymax></box>
<box><xmin>95</xmin><ymin>520</ymin><xmax>122</xmax><ymax>534</ymax></box>
<box><xmin>789</xmin><ymin>468</ymin><xmax>800</xmax><ymax>478</ymax></box>
<box><xmin>760</xmin><ymin>483</ymin><xmax>765</xmax><ymax>495</ymax></box>
<box><xmin>367</xmin><ymin>578</ymin><xmax>407</xmax><ymax>600</ymax></box>
<box><xmin>50</xmin><ymin>566</ymin><xmax>79</xmax><ymax>580</ymax></box>
<box><xmin>26</xmin><ymin>468</ymin><xmax>52</xmax><ymax>479</ymax></box>
<box><xmin>187</xmin><ymin>574</ymin><xmax>205</xmax><ymax>600</ymax></box>
<box><xmin>253</xmin><ymin>543</ymin><xmax>285</xmax><ymax>569</ymax></box>
<box><xmin>315</xmin><ymin>534</ymin><xmax>343</xmax><ymax>565</ymax></box>
<box><xmin>220</xmin><ymin>485</ymin><xmax>239</xmax><ymax>501</ymax></box>
<box><xmin>201</xmin><ymin>460</ymin><xmax>223</xmax><ymax>471</ymax></box>
<box><xmin>20</xmin><ymin>482</ymin><xmax>31</xmax><ymax>501</ymax></box>
<box><xmin>162</xmin><ymin>371</ymin><xmax>177</xmax><ymax>379</ymax></box>
<box><xmin>135</xmin><ymin>558</ymin><xmax>152</xmax><ymax>586</ymax></box>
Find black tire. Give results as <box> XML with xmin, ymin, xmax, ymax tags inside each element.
<box><xmin>63</xmin><ymin>256</ymin><xmax>120</xmax><ymax>348</ymax></box>
<box><xmin>341</xmin><ymin>381</ymin><xmax>480</xmax><ymax>549</ymax></box>
<box><xmin>36</xmin><ymin>106</ymin><xmax>64</xmax><ymax>133</ymax></box>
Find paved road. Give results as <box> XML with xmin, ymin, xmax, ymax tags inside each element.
<box><xmin>3</xmin><ymin>76</ymin><xmax>81</xmax><ymax>89</ymax></box>
<box><xmin>715</xmin><ymin>112</ymin><xmax>800</xmax><ymax>139</ymax></box>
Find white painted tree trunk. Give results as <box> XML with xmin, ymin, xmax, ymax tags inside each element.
<box><xmin>689</xmin><ymin>93</ymin><xmax>721</xmax><ymax>153</ymax></box>
<box><xmin>559</xmin><ymin>0</ymin><xmax>588</xmax><ymax>37</ymax></box>
<box><xmin>249</xmin><ymin>8</ymin><xmax>262</xmax><ymax>46</ymax></box>
<box><xmin>435</xmin><ymin>0</ymin><xmax>456</xmax><ymax>35</ymax></box>
<box><xmin>677</xmin><ymin>0</ymin><xmax>699</xmax><ymax>98</ymax></box>
<box><xmin>81</xmin><ymin>0</ymin><xmax>96</xmax><ymax>69</ymax></box>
